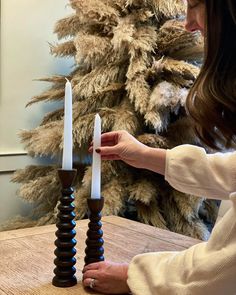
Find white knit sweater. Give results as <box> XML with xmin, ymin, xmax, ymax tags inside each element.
<box><xmin>127</xmin><ymin>145</ymin><xmax>236</xmax><ymax>295</ymax></box>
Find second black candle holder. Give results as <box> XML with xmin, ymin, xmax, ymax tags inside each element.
<box><xmin>84</xmin><ymin>197</ymin><xmax>105</xmax><ymax>265</ymax></box>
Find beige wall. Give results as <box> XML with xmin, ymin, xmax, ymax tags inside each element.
<box><xmin>0</xmin><ymin>0</ymin><xmax>74</xmax><ymax>223</ymax></box>
<box><xmin>0</xmin><ymin>154</ymin><xmax>35</xmax><ymax>223</ymax></box>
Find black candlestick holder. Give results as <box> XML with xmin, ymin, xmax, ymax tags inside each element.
<box><xmin>52</xmin><ymin>169</ymin><xmax>77</xmax><ymax>287</ymax></box>
<box><xmin>84</xmin><ymin>197</ymin><xmax>105</xmax><ymax>265</ymax></box>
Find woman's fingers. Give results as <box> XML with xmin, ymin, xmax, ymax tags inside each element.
<box><xmin>101</xmin><ymin>155</ymin><xmax>120</xmax><ymax>160</ymax></box>
<box><xmin>89</xmin><ymin>130</ymin><xmax>129</xmax><ymax>160</ymax></box>
<box><xmin>82</xmin><ymin>269</ymin><xmax>99</xmax><ymax>280</ymax></box>
<box><xmin>83</xmin><ymin>278</ymin><xmax>92</xmax><ymax>288</ymax></box>
<box><xmin>83</xmin><ymin>263</ymin><xmax>101</xmax><ymax>290</ymax></box>
<box><xmin>82</xmin><ymin>261</ymin><xmax>130</xmax><ymax>294</ymax></box>
<box><xmin>88</xmin><ymin>146</ymin><xmax>119</xmax><ymax>155</ymax></box>
<box><xmin>89</xmin><ymin>135</ymin><xmax>119</xmax><ymax>154</ymax></box>
<box><xmin>101</xmin><ymin>131</ymin><xmax>119</xmax><ymax>139</ymax></box>
<box><xmin>83</xmin><ymin>277</ymin><xmax>100</xmax><ymax>289</ymax></box>
<box><xmin>90</xmin><ymin>140</ymin><xmax>116</xmax><ymax>149</ymax></box>
<box><xmin>88</xmin><ymin>141</ymin><xmax>116</xmax><ymax>153</ymax></box>
<box><xmin>83</xmin><ymin>262</ymin><xmax>100</xmax><ymax>273</ymax></box>
<box><xmin>101</xmin><ymin>131</ymin><xmax>120</xmax><ymax>144</ymax></box>
<box><xmin>90</xmin><ymin>131</ymin><xmax>120</xmax><ymax>145</ymax></box>
<box><xmin>101</xmin><ymin>140</ymin><xmax>116</xmax><ymax>146</ymax></box>
<box><xmin>97</xmin><ymin>146</ymin><xmax>119</xmax><ymax>156</ymax></box>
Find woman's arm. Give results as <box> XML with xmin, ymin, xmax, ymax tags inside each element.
<box><xmin>165</xmin><ymin>144</ymin><xmax>236</xmax><ymax>199</ymax></box>
<box><xmin>94</xmin><ymin>131</ymin><xmax>236</xmax><ymax>199</ymax></box>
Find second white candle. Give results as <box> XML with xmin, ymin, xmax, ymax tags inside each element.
<box><xmin>91</xmin><ymin>114</ymin><xmax>101</xmax><ymax>199</ymax></box>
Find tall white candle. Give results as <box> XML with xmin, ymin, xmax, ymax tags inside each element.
<box><xmin>62</xmin><ymin>78</ymin><xmax>73</xmax><ymax>170</ymax></box>
<box><xmin>91</xmin><ymin>114</ymin><xmax>101</xmax><ymax>199</ymax></box>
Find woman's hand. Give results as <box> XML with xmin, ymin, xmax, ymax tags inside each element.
<box><xmin>89</xmin><ymin>130</ymin><xmax>166</xmax><ymax>175</ymax></box>
<box><xmin>89</xmin><ymin>130</ymin><xmax>149</xmax><ymax>169</ymax></box>
<box><xmin>82</xmin><ymin>261</ymin><xmax>130</xmax><ymax>294</ymax></box>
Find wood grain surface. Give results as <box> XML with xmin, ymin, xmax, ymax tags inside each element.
<box><xmin>0</xmin><ymin>216</ymin><xmax>200</xmax><ymax>295</ymax></box>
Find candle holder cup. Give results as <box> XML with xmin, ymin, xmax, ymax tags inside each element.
<box><xmin>52</xmin><ymin>169</ymin><xmax>77</xmax><ymax>287</ymax></box>
<box><xmin>84</xmin><ymin>197</ymin><xmax>105</xmax><ymax>265</ymax></box>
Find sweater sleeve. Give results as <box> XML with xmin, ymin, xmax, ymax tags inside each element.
<box><xmin>127</xmin><ymin>193</ymin><xmax>236</xmax><ymax>295</ymax></box>
<box><xmin>165</xmin><ymin>144</ymin><xmax>236</xmax><ymax>200</ymax></box>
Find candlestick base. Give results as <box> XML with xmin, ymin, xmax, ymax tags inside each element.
<box><xmin>84</xmin><ymin>197</ymin><xmax>105</xmax><ymax>265</ymax></box>
<box><xmin>52</xmin><ymin>169</ymin><xmax>77</xmax><ymax>288</ymax></box>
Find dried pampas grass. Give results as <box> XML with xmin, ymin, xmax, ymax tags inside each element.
<box><xmin>12</xmin><ymin>165</ymin><xmax>56</xmax><ymax>183</ymax></box>
<box><xmin>149</xmin><ymin>0</ymin><xmax>185</xmax><ymax>21</ymax></box>
<box><xmin>74</xmin><ymin>33</ymin><xmax>113</xmax><ymax>69</ymax></box>
<box><xmin>50</xmin><ymin>40</ymin><xmax>76</xmax><ymax>57</ymax></box>
<box><xmin>70</xmin><ymin>0</ymin><xmax>119</xmax><ymax>26</ymax></box>
<box><xmin>20</xmin><ymin>121</ymin><xmax>63</xmax><ymax>157</ymax></box>
<box><xmin>136</xmin><ymin>199</ymin><xmax>167</xmax><ymax>229</ymax></box>
<box><xmin>157</xmin><ymin>19</ymin><xmax>203</xmax><ymax>61</ymax></box>
<box><xmin>129</xmin><ymin>179</ymin><xmax>158</xmax><ymax>205</ymax></box>
<box><xmin>5</xmin><ymin>0</ymin><xmax>219</xmax><ymax>241</ymax></box>
<box><xmin>54</xmin><ymin>14</ymin><xmax>82</xmax><ymax>39</ymax></box>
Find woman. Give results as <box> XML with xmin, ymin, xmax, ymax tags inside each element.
<box><xmin>83</xmin><ymin>0</ymin><xmax>236</xmax><ymax>294</ymax></box>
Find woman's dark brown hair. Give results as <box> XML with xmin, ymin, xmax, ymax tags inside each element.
<box><xmin>186</xmin><ymin>0</ymin><xmax>236</xmax><ymax>149</ymax></box>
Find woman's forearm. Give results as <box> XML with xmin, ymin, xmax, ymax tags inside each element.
<box><xmin>141</xmin><ymin>147</ymin><xmax>166</xmax><ymax>175</ymax></box>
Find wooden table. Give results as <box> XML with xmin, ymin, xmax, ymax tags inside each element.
<box><xmin>0</xmin><ymin>216</ymin><xmax>200</xmax><ymax>295</ymax></box>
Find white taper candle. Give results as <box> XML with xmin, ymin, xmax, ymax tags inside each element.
<box><xmin>91</xmin><ymin>114</ymin><xmax>101</xmax><ymax>199</ymax></box>
<box><xmin>62</xmin><ymin>78</ymin><xmax>73</xmax><ymax>170</ymax></box>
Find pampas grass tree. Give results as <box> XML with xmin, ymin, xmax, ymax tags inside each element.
<box><xmin>0</xmin><ymin>0</ymin><xmax>219</xmax><ymax>240</ymax></box>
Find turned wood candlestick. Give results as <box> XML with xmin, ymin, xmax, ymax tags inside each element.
<box><xmin>84</xmin><ymin>197</ymin><xmax>104</xmax><ymax>265</ymax></box>
<box><xmin>52</xmin><ymin>169</ymin><xmax>77</xmax><ymax>287</ymax></box>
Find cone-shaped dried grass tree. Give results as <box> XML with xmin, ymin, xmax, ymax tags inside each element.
<box><xmin>1</xmin><ymin>0</ymin><xmax>219</xmax><ymax>240</ymax></box>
